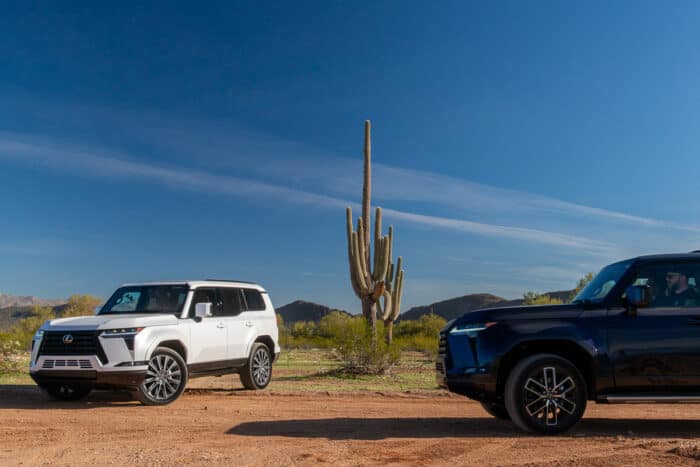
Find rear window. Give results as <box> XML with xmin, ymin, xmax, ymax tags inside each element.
<box><xmin>243</xmin><ymin>289</ymin><xmax>265</xmax><ymax>311</ymax></box>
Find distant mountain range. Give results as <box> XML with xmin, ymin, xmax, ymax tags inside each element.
<box><xmin>399</xmin><ymin>290</ymin><xmax>573</xmax><ymax>322</ymax></box>
<box><xmin>275</xmin><ymin>300</ymin><xmax>350</xmax><ymax>324</ymax></box>
<box><xmin>0</xmin><ymin>289</ymin><xmax>575</xmax><ymax>330</ymax></box>
<box><xmin>277</xmin><ymin>290</ymin><xmax>574</xmax><ymax>324</ymax></box>
<box><xmin>0</xmin><ymin>293</ymin><xmax>65</xmax><ymax>309</ymax></box>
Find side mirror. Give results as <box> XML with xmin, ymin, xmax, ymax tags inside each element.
<box><xmin>93</xmin><ymin>306</ymin><xmax>102</xmax><ymax>315</ymax></box>
<box><xmin>195</xmin><ymin>302</ymin><xmax>213</xmax><ymax>319</ymax></box>
<box><xmin>625</xmin><ymin>285</ymin><xmax>650</xmax><ymax>309</ymax></box>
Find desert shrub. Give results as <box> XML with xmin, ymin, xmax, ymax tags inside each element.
<box><xmin>330</xmin><ymin>317</ymin><xmax>400</xmax><ymax>374</ymax></box>
<box><xmin>61</xmin><ymin>294</ymin><xmax>102</xmax><ymax>317</ymax></box>
<box><xmin>393</xmin><ymin>313</ymin><xmax>446</xmax><ymax>358</ymax></box>
<box><xmin>0</xmin><ymin>332</ymin><xmax>24</xmax><ymax>373</ymax></box>
<box><xmin>6</xmin><ymin>305</ymin><xmax>55</xmax><ymax>350</ymax></box>
<box><xmin>522</xmin><ymin>291</ymin><xmax>563</xmax><ymax>305</ymax></box>
<box><xmin>394</xmin><ymin>335</ymin><xmax>440</xmax><ymax>359</ymax></box>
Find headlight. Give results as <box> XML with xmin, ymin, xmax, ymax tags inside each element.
<box><xmin>33</xmin><ymin>330</ymin><xmax>45</xmax><ymax>340</ymax></box>
<box><xmin>449</xmin><ymin>322</ymin><xmax>496</xmax><ymax>336</ymax></box>
<box><xmin>101</xmin><ymin>327</ymin><xmax>144</xmax><ymax>337</ymax></box>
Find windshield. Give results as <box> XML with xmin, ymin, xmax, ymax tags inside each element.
<box><xmin>100</xmin><ymin>285</ymin><xmax>189</xmax><ymax>315</ymax></box>
<box><xmin>573</xmin><ymin>260</ymin><xmax>633</xmax><ymax>303</ymax></box>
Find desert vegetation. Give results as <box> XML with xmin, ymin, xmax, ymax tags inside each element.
<box><xmin>278</xmin><ymin>312</ymin><xmax>445</xmax><ymax>374</ymax></box>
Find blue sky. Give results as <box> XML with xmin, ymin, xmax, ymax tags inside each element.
<box><xmin>2</xmin><ymin>1</ymin><xmax>700</xmax><ymax>312</ymax></box>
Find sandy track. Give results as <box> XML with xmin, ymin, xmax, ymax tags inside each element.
<box><xmin>2</xmin><ymin>385</ymin><xmax>700</xmax><ymax>466</ymax></box>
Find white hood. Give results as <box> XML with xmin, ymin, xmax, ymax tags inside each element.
<box><xmin>45</xmin><ymin>313</ymin><xmax>179</xmax><ymax>331</ymax></box>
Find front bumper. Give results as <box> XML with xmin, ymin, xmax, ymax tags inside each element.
<box><xmin>437</xmin><ymin>332</ymin><xmax>498</xmax><ymax>401</ymax></box>
<box><xmin>31</xmin><ymin>368</ymin><xmax>146</xmax><ymax>389</ymax></box>
<box><xmin>30</xmin><ymin>354</ymin><xmax>148</xmax><ymax>389</ymax></box>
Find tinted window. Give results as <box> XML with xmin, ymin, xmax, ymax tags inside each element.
<box><xmin>189</xmin><ymin>288</ymin><xmax>220</xmax><ymax>317</ymax></box>
<box><xmin>219</xmin><ymin>288</ymin><xmax>244</xmax><ymax>316</ymax></box>
<box><xmin>629</xmin><ymin>262</ymin><xmax>700</xmax><ymax>308</ymax></box>
<box><xmin>243</xmin><ymin>289</ymin><xmax>265</xmax><ymax>311</ymax></box>
<box><xmin>101</xmin><ymin>286</ymin><xmax>188</xmax><ymax>316</ymax></box>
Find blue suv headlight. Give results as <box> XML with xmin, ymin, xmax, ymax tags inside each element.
<box><xmin>449</xmin><ymin>322</ymin><xmax>496</xmax><ymax>337</ymax></box>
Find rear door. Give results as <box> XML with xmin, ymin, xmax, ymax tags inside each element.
<box><xmin>218</xmin><ymin>287</ymin><xmax>253</xmax><ymax>361</ymax></box>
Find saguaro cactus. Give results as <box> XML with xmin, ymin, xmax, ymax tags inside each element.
<box><xmin>346</xmin><ymin>120</ymin><xmax>404</xmax><ymax>343</ymax></box>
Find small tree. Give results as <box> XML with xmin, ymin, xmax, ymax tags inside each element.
<box><xmin>61</xmin><ymin>294</ymin><xmax>102</xmax><ymax>317</ymax></box>
<box><xmin>569</xmin><ymin>273</ymin><xmax>595</xmax><ymax>301</ymax></box>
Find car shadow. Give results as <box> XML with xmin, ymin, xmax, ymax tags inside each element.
<box><xmin>227</xmin><ymin>417</ymin><xmax>700</xmax><ymax>440</ymax></box>
<box><xmin>0</xmin><ymin>385</ymin><xmax>140</xmax><ymax>409</ymax></box>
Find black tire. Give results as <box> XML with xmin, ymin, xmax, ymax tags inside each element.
<box><xmin>42</xmin><ymin>383</ymin><xmax>92</xmax><ymax>401</ymax></box>
<box><xmin>135</xmin><ymin>347</ymin><xmax>188</xmax><ymax>406</ymax></box>
<box><xmin>239</xmin><ymin>343</ymin><xmax>272</xmax><ymax>390</ymax></box>
<box><xmin>504</xmin><ymin>354</ymin><xmax>587</xmax><ymax>435</ymax></box>
<box><xmin>480</xmin><ymin>401</ymin><xmax>511</xmax><ymax>420</ymax></box>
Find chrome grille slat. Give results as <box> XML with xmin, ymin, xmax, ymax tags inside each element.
<box><xmin>37</xmin><ymin>358</ymin><xmax>95</xmax><ymax>370</ymax></box>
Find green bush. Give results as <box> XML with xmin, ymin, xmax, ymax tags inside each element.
<box><xmin>0</xmin><ymin>332</ymin><xmax>24</xmax><ymax>373</ymax></box>
<box><xmin>330</xmin><ymin>318</ymin><xmax>400</xmax><ymax>375</ymax></box>
<box><xmin>278</xmin><ymin>312</ymin><xmax>446</xmax><ymax>362</ymax></box>
<box><xmin>393</xmin><ymin>313</ymin><xmax>446</xmax><ymax>358</ymax></box>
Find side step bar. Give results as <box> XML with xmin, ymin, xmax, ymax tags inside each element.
<box><xmin>598</xmin><ymin>395</ymin><xmax>700</xmax><ymax>404</ymax></box>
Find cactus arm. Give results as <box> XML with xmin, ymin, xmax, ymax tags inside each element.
<box><xmin>390</xmin><ymin>268</ymin><xmax>403</xmax><ymax>321</ymax></box>
<box><xmin>372</xmin><ymin>234</ymin><xmax>380</xmax><ymax>282</ymax></box>
<box><xmin>379</xmin><ymin>289</ymin><xmax>393</xmax><ymax>321</ymax></box>
<box><xmin>380</xmin><ymin>235</ymin><xmax>391</xmax><ymax>281</ymax></box>
<box><xmin>374</xmin><ymin>207</ymin><xmax>382</xmax><ymax>242</ymax></box>
<box><xmin>356</xmin><ymin>218</ymin><xmax>369</xmax><ymax>283</ymax></box>
<box><xmin>372</xmin><ymin>208</ymin><xmax>382</xmax><ymax>281</ymax></box>
<box><xmin>386</xmin><ymin>262</ymin><xmax>394</xmax><ymax>292</ymax></box>
<box><xmin>351</xmin><ymin>232</ymin><xmax>368</xmax><ymax>292</ymax></box>
<box><xmin>346</xmin><ymin>207</ymin><xmax>362</xmax><ymax>297</ymax></box>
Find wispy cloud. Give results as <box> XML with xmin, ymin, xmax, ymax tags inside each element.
<box><xmin>0</xmin><ymin>132</ymin><xmax>612</xmax><ymax>252</ymax></box>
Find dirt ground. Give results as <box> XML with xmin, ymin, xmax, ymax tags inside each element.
<box><xmin>3</xmin><ymin>384</ymin><xmax>700</xmax><ymax>466</ymax></box>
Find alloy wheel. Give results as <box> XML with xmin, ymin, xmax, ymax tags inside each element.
<box><xmin>522</xmin><ymin>366</ymin><xmax>578</xmax><ymax>427</ymax></box>
<box><xmin>252</xmin><ymin>347</ymin><xmax>271</xmax><ymax>387</ymax></box>
<box><xmin>144</xmin><ymin>353</ymin><xmax>183</xmax><ymax>401</ymax></box>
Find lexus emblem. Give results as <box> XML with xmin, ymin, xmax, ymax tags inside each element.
<box><xmin>62</xmin><ymin>334</ymin><xmax>74</xmax><ymax>344</ymax></box>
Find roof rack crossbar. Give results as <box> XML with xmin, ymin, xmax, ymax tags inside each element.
<box><xmin>205</xmin><ymin>279</ymin><xmax>256</xmax><ymax>284</ymax></box>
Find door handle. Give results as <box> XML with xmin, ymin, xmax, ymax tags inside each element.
<box><xmin>244</xmin><ymin>321</ymin><xmax>253</xmax><ymax>327</ymax></box>
<box><xmin>217</xmin><ymin>323</ymin><xmax>226</xmax><ymax>329</ymax></box>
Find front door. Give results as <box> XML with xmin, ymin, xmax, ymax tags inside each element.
<box><xmin>607</xmin><ymin>261</ymin><xmax>700</xmax><ymax>392</ymax></box>
<box><xmin>188</xmin><ymin>288</ymin><xmax>228</xmax><ymax>365</ymax></box>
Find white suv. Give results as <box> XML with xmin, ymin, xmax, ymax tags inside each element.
<box><xmin>29</xmin><ymin>280</ymin><xmax>280</xmax><ymax>405</ymax></box>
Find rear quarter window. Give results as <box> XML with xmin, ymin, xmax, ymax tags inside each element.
<box><xmin>243</xmin><ymin>289</ymin><xmax>265</xmax><ymax>311</ymax></box>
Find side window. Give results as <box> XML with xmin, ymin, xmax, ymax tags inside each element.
<box><xmin>243</xmin><ymin>289</ymin><xmax>265</xmax><ymax>311</ymax></box>
<box><xmin>218</xmin><ymin>288</ymin><xmax>244</xmax><ymax>316</ymax></box>
<box><xmin>631</xmin><ymin>262</ymin><xmax>700</xmax><ymax>308</ymax></box>
<box><xmin>189</xmin><ymin>288</ymin><xmax>219</xmax><ymax>317</ymax></box>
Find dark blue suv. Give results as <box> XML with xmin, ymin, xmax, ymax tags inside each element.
<box><xmin>438</xmin><ymin>252</ymin><xmax>700</xmax><ymax>434</ymax></box>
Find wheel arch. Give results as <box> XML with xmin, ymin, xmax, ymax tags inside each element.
<box><xmin>252</xmin><ymin>335</ymin><xmax>275</xmax><ymax>355</ymax></box>
<box><xmin>496</xmin><ymin>339</ymin><xmax>595</xmax><ymax>400</ymax></box>
<box><xmin>151</xmin><ymin>339</ymin><xmax>188</xmax><ymax>362</ymax></box>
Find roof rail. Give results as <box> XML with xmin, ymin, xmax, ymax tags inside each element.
<box><xmin>205</xmin><ymin>279</ymin><xmax>256</xmax><ymax>284</ymax></box>
<box><xmin>692</xmin><ymin>251</ymin><xmax>700</xmax><ymax>254</ymax></box>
